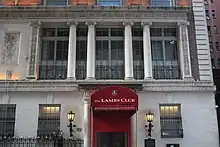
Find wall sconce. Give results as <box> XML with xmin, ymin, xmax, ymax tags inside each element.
<box><xmin>145</xmin><ymin>111</ymin><xmax>154</xmax><ymax>138</ymax></box>
<box><xmin>67</xmin><ymin>111</ymin><xmax>76</xmax><ymax>137</ymax></box>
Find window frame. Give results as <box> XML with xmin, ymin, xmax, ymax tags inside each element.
<box><xmin>0</xmin><ymin>104</ymin><xmax>16</xmax><ymax>137</ymax></box>
<box><xmin>159</xmin><ymin>104</ymin><xmax>183</xmax><ymax>138</ymax></box>
<box><xmin>42</xmin><ymin>0</ymin><xmax>69</xmax><ymax>5</ymax></box>
<box><xmin>37</xmin><ymin>104</ymin><xmax>61</xmax><ymax>137</ymax></box>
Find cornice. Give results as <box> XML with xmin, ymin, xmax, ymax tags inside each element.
<box><xmin>0</xmin><ymin>6</ymin><xmax>190</xmax><ymax>21</ymax></box>
<box><xmin>0</xmin><ymin>80</ymin><xmax>215</xmax><ymax>92</ymax></box>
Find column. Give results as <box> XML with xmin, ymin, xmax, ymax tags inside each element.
<box><xmin>86</xmin><ymin>22</ymin><xmax>96</xmax><ymax>80</ymax></box>
<box><xmin>27</xmin><ymin>21</ymin><xmax>41</xmax><ymax>79</ymax></box>
<box><xmin>83</xmin><ymin>92</ymin><xmax>90</xmax><ymax>147</ymax></box>
<box><xmin>123</xmin><ymin>21</ymin><xmax>134</xmax><ymax>80</ymax></box>
<box><xmin>67</xmin><ymin>22</ymin><xmax>78</xmax><ymax>80</ymax></box>
<box><xmin>178</xmin><ymin>22</ymin><xmax>193</xmax><ymax>80</ymax></box>
<box><xmin>141</xmin><ymin>22</ymin><xmax>153</xmax><ymax>79</ymax></box>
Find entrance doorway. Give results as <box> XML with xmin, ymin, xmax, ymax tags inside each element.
<box><xmin>96</xmin><ymin>132</ymin><xmax>128</xmax><ymax>147</ymax></box>
<box><xmin>90</xmin><ymin>86</ymin><xmax>138</xmax><ymax>147</ymax></box>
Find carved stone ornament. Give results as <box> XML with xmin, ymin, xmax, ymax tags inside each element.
<box><xmin>179</xmin><ymin>22</ymin><xmax>191</xmax><ymax>76</ymax></box>
<box><xmin>1</xmin><ymin>32</ymin><xmax>20</xmax><ymax>65</ymax></box>
<box><xmin>27</xmin><ymin>21</ymin><xmax>41</xmax><ymax>78</ymax></box>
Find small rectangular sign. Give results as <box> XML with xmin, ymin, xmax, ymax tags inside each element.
<box><xmin>145</xmin><ymin>139</ymin><xmax>155</xmax><ymax>147</ymax></box>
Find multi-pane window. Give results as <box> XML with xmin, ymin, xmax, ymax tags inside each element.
<box><xmin>216</xmin><ymin>42</ymin><xmax>219</xmax><ymax>50</ymax></box>
<box><xmin>37</xmin><ymin>104</ymin><xmax>61</xmax><ymax>137</ymax></box>
<box><xmin>39</xmin><ymin>27</ymin><xmax>69</xmax><ymax>80</ymax></box>
<box><xmin>95</xmin><ymin>27</ymin><xmax>124</xmax><ymax>79</ymax></box>
<box><xmin>212</xmin><ymin>10</ymin><xmax>216</xmax><ymax>18</ymax></box>
<box><xmin>0</xmin><ymin>104</ymin><xmax>16</xmax><ymax>137</ymax></box>
<box><xmin>160</xmin><ymin>104</ymin><xmax>183</xmax><ymax>138</ymax></box>
<box><xmin>132</xmin><ymin>27</ymin><xmax>144</xmax><ymax>79</ymax></box>
<box><xmin>150</xmin><ymin>0</ymin><xmax>174</xmax><ymax>7</ymax></box>
<box><xmin>76</xmin><ymin>27</ymin><xmax>87</xmax><ymax>80</ymax></box>
<box><xmin>44</xmin><ymin>0</ymin><xmax>67</xmax><ymax>5</ymax></box>
<box><xmin>151</xmin><ymin>28</ymin><xmax>180</xmax><ymax>79</ymax></box>
<box><xmin>96</xmin><ymin>0</ymin><xmax>121</xmax><ymax>5</ymax></box>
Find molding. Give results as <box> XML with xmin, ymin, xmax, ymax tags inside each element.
<box><xmin>0</xmin><ymin>80</ymin><xmax>215</xmax><ymax>92</ymax></box>
<box><xmin>0</xmin><ymin>6</ymin><xmax>189</xmax><ymax>21</ymax></box>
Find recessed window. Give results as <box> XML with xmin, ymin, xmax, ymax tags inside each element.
<box><xmin>216</xmin><ymin>42</ymin><xmax>219</xmax><ymax>50</ymax></box>
<box><xmin>210</xmin><ymin>0</ymin><xmax>214</xmax><ymax>3</ymax></box>
<box><xmin>214</xmin><ymin>25</ymin><xmax>217</xmax><ymax>33</ymax></box>
<box><xmin>212</xmin><ymin>10</ymin><xmax>216</xmax><ymax>18</ymax></box>
<box><xmin>37</xmin><ymin>104</ymin><xmax>61</xmax><ymax>136</ymax></box>
<box><xmin>0</xmin><ymin>104</ymin><xmax>16</xmax><ymax>137</ymax></box>
<box><xmin>96</xmin><ymin>0</ymin><xmax>121</xmax><ymax>6</ymax></box>
<box><xmin>150</xmin><ymin>0</ymin><xmax>173</xmax><ymax>7</ymax></box>
<box><xmin>206</xmin><ymin>10</ymin><xmax>210</xmax><ymax>19</ymax></box>
<box><xmin>160</xmin><ymin>104</ymin><xmax>183</xmax><ymax>138</ymax></box>
<box><xmin>45</xmin><ymin>0</ymin><xmax>67</xmax><ymax>5</ymax></box>
<box><xmin>209</xmin><ymin>42</ymin><xmax>213</xmax><ymax>51</ymax></box>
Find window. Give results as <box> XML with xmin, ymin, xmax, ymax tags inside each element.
<box><xmin>151</xmin><ymin>28</ymin><xmax>180</xmax><ymax>79</ymax></box>
<box><xmin>212</xmin><ymin>10</ymin><xmax>216</xmax><ymax>18</ymax></box>
<box><xmin>39</xmin><ymin>27</ymin><xmax>69</xmax><ymax>80</ymax></box>
<box><xmin>95</xmin><ymin>27</ymin><xmax>124</xmax><ymax>79</ymax></box>
<box><xmin>76</xmin><ymin>27</ymin><xmax>87</xmax><ymax>80</ymax></box>
<box><xmin>210</xmin><ymin>42</ymin><xmax>213</xmax><ymax>51</ymax></box>
<box><xmin>160</xmin><ymin>104</ymin><xmax>183</xmax><ymax>138</ymax></box>
<box><xmin>37</xmin><ymin>104</ymin><xmax>61</xmax><ymax>137</ymax></box>
<box><xmin>0</xmin><ymin>104</ymin><xmax>16</xmax><ymax>137</ymax></box>
<box><xmin>150</xmin><ymin>0</ymin><xmax>174</xmax><ymax>7</ymax></box>
<box><xmin>206</xmin><ymin>10</ymin><xmax>210</xmax><ymax>19</ymax></box>
<box><xmin>96</xmin><ymin>0</ymin><xmax>121</xmax><ymax>5</ymax></box>
<box><xmin>217</xmin><ymin>59</ymin><xmax>220</xmax><ymax>67</ymax></box>
<box><xmin>214</xmin><ymin>25</ymin><xmax>217</xmax><ymax>33</ymax></box>
<box><xmin>132</xmin><ymin>27</ymin><xmax>144</xmax><ymax>79</ymax></box>
<box><xmin>211</xmin><ymin>58</ymin><xmax>215</xmax><ymax>68</ymax></box>
<box><xmin>44</xmin><ymin>0</ymin><xmax>67</xmax><ymax>5</ymax></box>
<box><xmin>210</xmin><ymin>0</ymin><xmax>214</xmax><ymax>3</ymax></box>
<box><xmin>216</xmin><ymin>42</ymin><xmax>219</xmax><ymax>50</ymax></box>
<box><xmin>204</xmin><ymin>0</ymin><xmax>208</xmax><ymax>5</ymax></box>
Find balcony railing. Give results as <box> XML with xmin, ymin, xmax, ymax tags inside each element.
<box><xmin>153</xmin><ymin>65</ymin><xmax>180</xmax><ymax>79</ymax></box>
<box><xmin>38</xmin><ymin>62</ymin><xmax>180</xmax><ymax>80</ymax></box>
<box><xmin>38</xmin><ymin>62</ymin><xmax>67</xmax><ymax>80</ymax></box>
<box><xmin>95</xmin><ymin>65</ymin><xmax>125</xmax><ymax>80</ymax></box>
<box><xmin>0</xmin><ymin>137</ymin><xmax>83</xmax><ymax>147</ymax></box>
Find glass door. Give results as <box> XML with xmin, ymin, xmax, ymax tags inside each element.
<box><xmin>96</xmin><ymin>132</ymin><xmax>127</xmax><ymax>147</ymax></box>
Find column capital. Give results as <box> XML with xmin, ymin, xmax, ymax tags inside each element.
<box><xmin>67</xmin><ymin>21</ymin><xmax>78</xmax><ymax>26</ymax></box>
<box><xmin>123</xmin><ymin>21</ymin><xmax>134</xmax><ymax>26</ymax></box>
<box><xmin>141</xmin><ymin>22</ymin><xmax>152</xmax><ymax>27</ymax></box>
<box><xmin>29</xmin><ymin>21</ymin><xmax>41</xmax><ymax>28</ymax></box>
<box><xmin>178</xmin><ymin>21</ymin><xmax>189</xmax><ymax>27</ymax></box>
<box><xmin>85</xmin><ymin>22</ymin><xmax>97</xmax><ymax>26</ymax></box>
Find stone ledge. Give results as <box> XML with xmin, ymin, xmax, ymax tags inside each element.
<box><xmin>0</xmin><ymin>6</ymin><xmax>189</xmax><ymax>20</ymax></box>
<box><xmin>0</xmin><ymin>80</ymin><xmax>215</xmax><ymax>92</ymax></box>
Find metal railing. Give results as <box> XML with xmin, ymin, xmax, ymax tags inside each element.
<box><xmin>38</xmin><ymin>62</ymin><xmax>67</xmax><ymax>80</ymax></box>
<box><xmin>0</xmin><ymin>137</ymin><xmax>83</xmax><ymax>147</ymax></box>
<box><xmin>153</xmin><ymin>65</ymin><xmax>180</xmax><ymax>79</ymax></box>
<box><xmin>161</xmin><ymin>129</ymin><xmax>183</xmax><ymax>138</ymax></box>
<box><xmin>95</xmin><ymin>65</ymin><xmax>125</xmax><ymax>79</ymax></box>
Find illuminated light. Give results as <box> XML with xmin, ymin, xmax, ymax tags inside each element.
<box><xmin>0</xmin><ymin>72</ymin><xmax>19</xmax><ymax>80</ymax></box>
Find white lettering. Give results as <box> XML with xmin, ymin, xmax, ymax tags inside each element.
<box><xmin>97</xmin><ymin>98</ymin><xmax>135</xmax><ymax>103</ymax></box>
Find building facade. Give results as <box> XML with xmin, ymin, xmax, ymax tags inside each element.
<box><xmin>0</xmin><ymin>0</ymin><xmax>218</xmax><ymax>147</ymax></box>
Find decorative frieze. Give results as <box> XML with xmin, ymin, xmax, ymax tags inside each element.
<box><xmin>1</xmin><ymin>32</ymin><xmax>20</xmax><ymax>65</ymax></box>
<box><xmin>27</xmin><ymin>21</ymin><xmax>41</xmax><ymax>79</ymax></box>
<box><xmin>0</xmin><ymin>7</ymin><xmax>189</xmax><ymax>20</ymax></box>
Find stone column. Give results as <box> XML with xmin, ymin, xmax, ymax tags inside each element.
<box><xmin>83</xmin><ymin>92</ymin><xmax>90</xmax><ymax>147</ymax></box>
<box><xmin>67</xmin><ymin>22</ymin><xmax>78</xmax><ymax>80</ymax></box>
<box><xmin>86</xmin><ymin>22</ymin><xmax>96</xmax><ymax>80</ymax></box>
<box><xmin>141</xmin><ymin>22</ymin><xmax>153</xmax><ymax>79</ymax></box>
<box><xmin>123</xmin><ymin>21</ymin><xmax>134</xmax><ymax>80</ymax></box>
<box><xmin>27</xmin><ymin>21</ymin><xmax>41</xmax><ymax>80</ymax></box>
<box><xmin>178</xmin><ymin>22</ymin><xmax>193</xmax><ymax>80</ymax></box>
